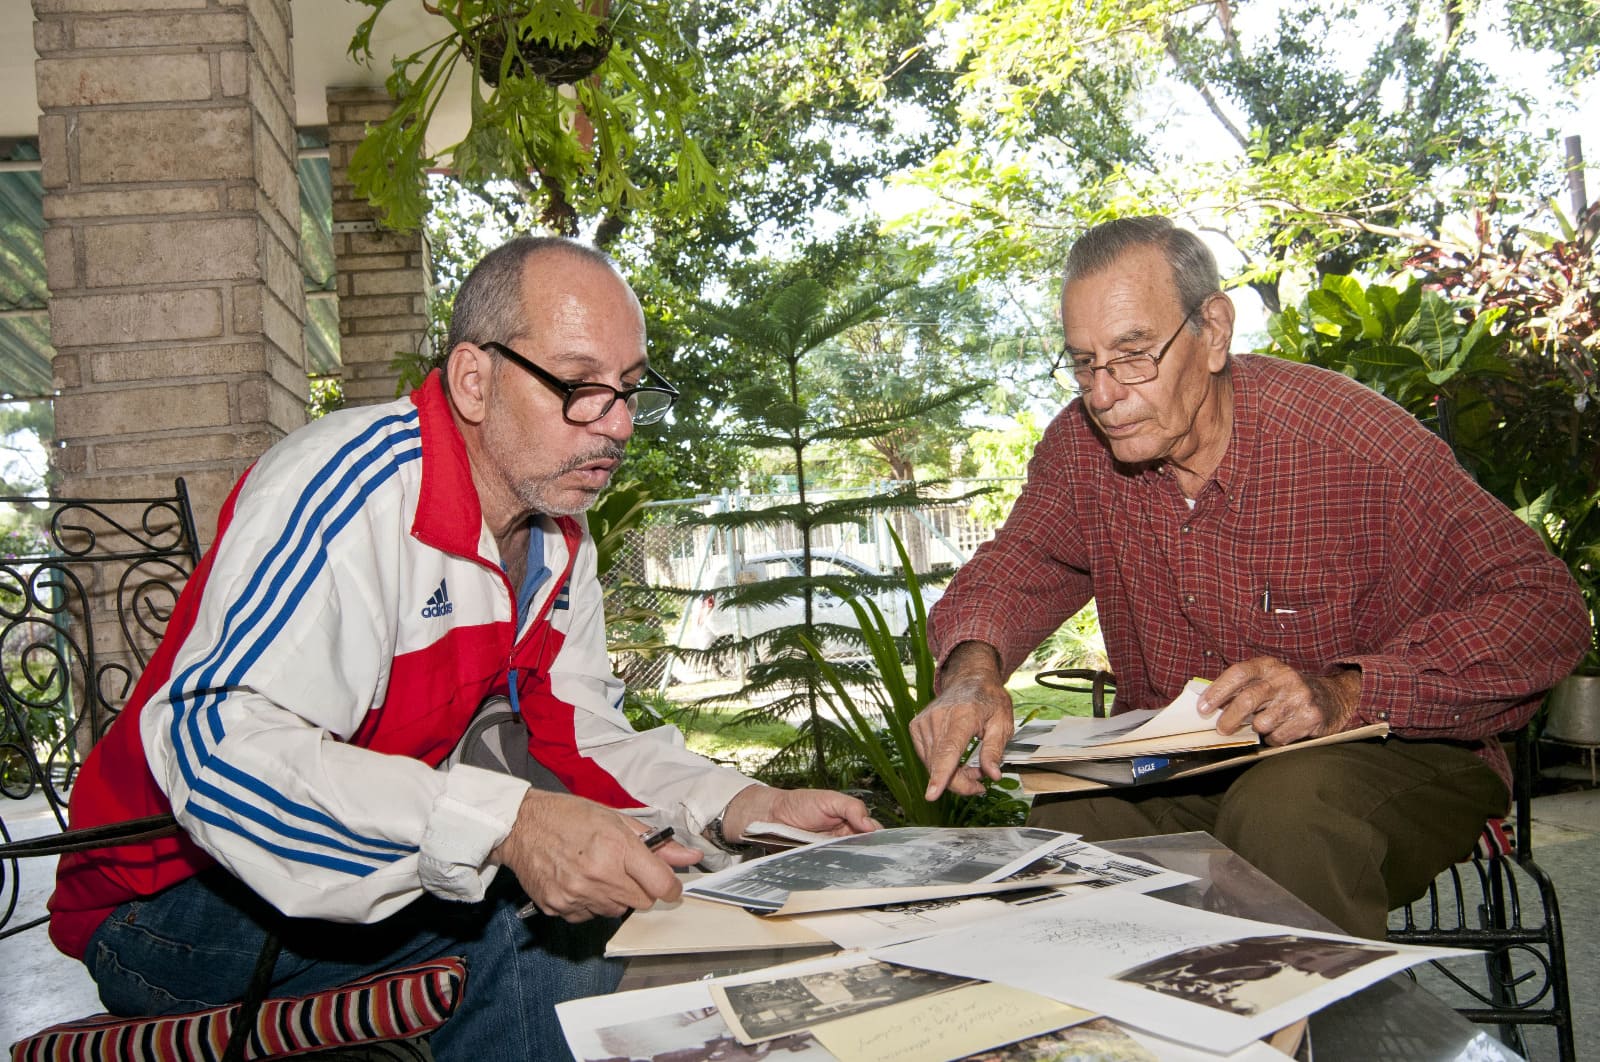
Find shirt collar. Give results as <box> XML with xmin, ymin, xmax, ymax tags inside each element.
<box><xmin>1207</xmin><ymin>356</ymin><xmax>1254</xmax><ymax>514</ymax></box>
<box><xmin>410</xmin><ymin>369</ymin><xmax>486</xmax><ymax>557</ymax></box>
<box><xmin>1135</xmin><ymin>357</ymin><xmax>1252</xmax><ymax>513</ymax></box>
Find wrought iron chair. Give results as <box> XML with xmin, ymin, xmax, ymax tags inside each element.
<box><xmin>0</xmin><ymin>482</ymin><xmax>200</xmax><ymax>892</ymax></box>
<box><xmin>1388</xmin><ymin>729</ymin><xmax>1574</xmax><ymax>1061</ymax></box>
<box><xmin>1036</xmin><ymin>668</ymin><xmax>1574</xmax><ymax>1061</ymax></box>
<box><xmin>1</xmin><ymin>481</ymin><xmax>462</xmax><ymax>1061</ymax></box>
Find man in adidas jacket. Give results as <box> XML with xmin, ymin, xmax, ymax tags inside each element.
<box><xmin>50</xmin><ymin>237</ymin><xmax>876</xmax><ymax>1060</ymax></box>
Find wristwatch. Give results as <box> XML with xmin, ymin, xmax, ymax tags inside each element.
<box><xmin>702</xmin><ymin>815</ymin><xmax>760</xmax><ymax>855</ymax></box>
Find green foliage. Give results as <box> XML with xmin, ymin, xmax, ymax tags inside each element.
<box><xmin>1263</xmin><ymin>273</ymin><xmax>1514</xmax><ymax>480</ymax></box>
<box><xmin>0</xmin><ymin>529</ymin><xmax>67</xmax><ymax>798</ymax></box>
<box><xmin>344</xmin><ymin>0</ymin><xmax>717</xmax><ymax>233</ymax></box>
<box><xmin>799</xmin><ymin>526</ymin><xmax>1027</xmax><ymax>826</ymax></box>
<box><xmin>0</xmin><ymin>401</ymin><xmax>53</xmax><ymax>495</ymax></box>
<box><xmin>963</xmin><ymin>411</ymin><xmax>1044</xmax><ymax>525</ymax></box>
<box><xmin>677</xmin><ymin>276</ymin><xmax>983</xmax><ymax>783</ymax></box>
<box><xmin>1516</xmin><ymin>484</ymin><xmax>1600</xmax><ymax>675</ymax></box>
<box><xmin>803</xmin><ymin>277</ymin><xmax>1009</xmax><ymax>482</ymax></box>
<box><xmin>1031</xmin><ymin>603</ymin><xmax>1108</xmax><ymax>674</ymax></box>
<box><xmin>896</xmin><ymin>0</ymin><xmax>1577</xmax><ymax>307</ymax></box>
<box><xmin>1504</xmin><ymin>0</ymin><xmax>1600</xmax><ymax>86</ymax></box>
<box><xmin>307</xmin><ymin>377</ymin><xmax>346</xmax><ymax>420</ymax></box>
<box><xmin>592</xmin><ymin>480</ymin><xmax>675</xmax><ymax>691</ymax></box>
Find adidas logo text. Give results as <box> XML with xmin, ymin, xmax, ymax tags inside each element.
<box><xmin>421</xmin><ymin>579</ymin><xmax>454</xmax><ymax>618</ymax></box>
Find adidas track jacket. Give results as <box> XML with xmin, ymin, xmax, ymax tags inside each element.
<box><xmin>49</xmin><ymin>372</ymin><xmax>753</xmax><ymax>959</ymax></box>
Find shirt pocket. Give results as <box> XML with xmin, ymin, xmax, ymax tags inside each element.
<box><xmin>1242</xmin><ymin>566</ymin><xmax>1360</xmax><ymax>669</ymax></box>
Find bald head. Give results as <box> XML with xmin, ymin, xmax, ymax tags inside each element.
<box><xmin>444</xmin><ymin>236</ymin><xmax>633</xmax><ymax>362</ymax></box>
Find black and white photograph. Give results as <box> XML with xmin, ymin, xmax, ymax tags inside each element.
<box><xmin>1114</xmin><ymin>933</ymin><xmax>1399</xmax><ymax>1016</ymax></box>
<box><xmin>579</xmin><ymin>1004</ymin><xmax>829</xmax><ymax>1062</ymax></box>
<box><xmin>712</xmin><ymin>958</ymin><xmax>973</xmax><ymax>1044</ymax></box>
<box><xmin>686</xmin><ymin>827</ymin><xmax>1070</xmax><ymax>912</ymax></box>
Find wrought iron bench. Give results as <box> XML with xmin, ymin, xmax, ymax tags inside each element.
<box><xmin>0</xmin><ymin>481</ymin><xmax>463</xmax><ymax>1061</ymax></box>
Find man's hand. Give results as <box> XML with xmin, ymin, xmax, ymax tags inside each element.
<box><xmin>909</xmin><ymin>642</ymin><xmax>1014</xmax><ymax>800</ymax></box>
<box><xmin>1197</xmin><ymin>657</ymin><xmax>1361</xmax><ymax>746</ymax></box>
<box><xmin>490</xmin><ymin>791</ymin><xmax>702</xmax><ymax>923</ymax></box>
<box><xmin>720</xmin><ymin>784</ymin><xmax>879</xmax><ymax>842</ymax></box>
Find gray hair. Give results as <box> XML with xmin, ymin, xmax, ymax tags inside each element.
<box><xmin>443</xmin><ymin>235</ymin><xmax>620</xmax><ymax>356</ymax></box>
<box><xmin>1063</xmin><ymin>216</ymin><xmax>1220</xmax><ymax>325</ymax></box>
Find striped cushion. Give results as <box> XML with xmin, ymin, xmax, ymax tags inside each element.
<box><xmin>10</xmin><ymin>956</ymin><xmax>465</xmax><ymax>1062</ymax></box>
<box><xmin>1475</xmin><ymin>816</ymin><xmax>1514</xmax><ymax>859</ymax></box>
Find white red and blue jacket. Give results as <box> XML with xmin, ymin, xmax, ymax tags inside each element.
<box><xmin>49</xmin><ymin>372</ymin><xmax>753</xmax><ymax>959</ymax></box>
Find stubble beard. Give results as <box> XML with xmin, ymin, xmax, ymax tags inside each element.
<box><xmin>480</xmin><ymin>379</ymin><xmax>628</xmax><ymax>516</ymax></box>
<box><xmin>509</xmin><ymin>441</ymin><xmax>629</xmax><ymax>516</ymax></box>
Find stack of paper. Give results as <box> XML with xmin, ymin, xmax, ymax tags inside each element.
<box><xmin>565</xmin><ymin>826</ymin><xmax>1468</xmax><ymax>1062</ymax></box>
<box><xmin>1006</xmin><ymin>679</ymin><xmax>1389</xmax><ymax>794</ymax></box>
<box><xmin>681</xmin><ymin>826</ymin><xmax>1089</xmax><ymax>915</ymax></box>
<box><xmin>608</xmin><ymin>831</ymin><xmax>1197</xmax><ymax>959</ymax></box>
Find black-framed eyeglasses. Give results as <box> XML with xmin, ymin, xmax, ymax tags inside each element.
<box><xmin>1051</xmin><ymin>299</ymin><xmax>1206</xmax><ymax>392</ymax></box>
<box><xmin>481</xmin><ymin>341</ymin><xmax>679</xmax><ymax>426</ymax></box>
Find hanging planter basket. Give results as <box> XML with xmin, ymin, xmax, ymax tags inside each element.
<box><xmin>473</xmin><ymin>23</ymin><xmax>613</xmax><ymax>87</ymax></box>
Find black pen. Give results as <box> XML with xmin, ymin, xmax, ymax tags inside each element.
<box><xmin>516</xmin><ymin>825</ymin><xmax>675</xmax><ymax>920</ymax></box>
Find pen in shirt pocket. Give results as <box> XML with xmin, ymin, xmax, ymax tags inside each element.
<box><xmin>515</xmin><ymin>825</ymin><xmax>675</xmax><ymax>920</ymax></box>
<box><xmin>1259</xmin><ymin>584</ymin><xmax>1298</xmax><ymax>615</ymax></box>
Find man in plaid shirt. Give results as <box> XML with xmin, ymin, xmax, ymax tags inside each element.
<box><xmin>910</xmin><ymin>216</ymin><xmax>1590</xmax><ymax>937</ymax></box>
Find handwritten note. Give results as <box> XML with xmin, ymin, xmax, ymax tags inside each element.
<box><xmin>808</xmin><ymin>981</ymin><xmax>1092</xmax><ymax>1062</ymax></box>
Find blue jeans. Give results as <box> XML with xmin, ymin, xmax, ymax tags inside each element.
<box><xmin>84</xmin><ymin>870</ymin><xmax>622</xmax><ymax>1061</ymax></box>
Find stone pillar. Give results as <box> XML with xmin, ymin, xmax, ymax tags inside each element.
<box><xmin>33</xmin><ymin>0</ymin><xmax>306</xmax><ymax>545</ymax></box>
<box><xmin>326</xmin><ymin>87</ymin><xmax>430</xmax><ymax>407</ymax></box>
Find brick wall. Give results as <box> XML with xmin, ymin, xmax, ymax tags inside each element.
<box><xmin>33</xmin><ymin>0</ymin><xmax>307</xmax><ymax>544</ymax></box>
<box><xmin>326</xmin><ymin>87</ymin><xmax>430</xmax><ymax>406</ymax></box>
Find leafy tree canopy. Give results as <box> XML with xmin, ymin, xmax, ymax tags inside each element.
<box><xmin>898</xmin><ymin>0</ymin><xmax>1594</xmax><ymax>308</ymax></box>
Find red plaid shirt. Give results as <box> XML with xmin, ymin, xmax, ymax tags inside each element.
<box><xmin>931</xmin><ymin>355</ymin><xmax>1590</xmax><ymax>792</ymax></box>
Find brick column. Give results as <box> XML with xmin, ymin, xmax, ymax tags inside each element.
<box><xmin>326</xmin><ymin>87</ymin><xmax>430</xmax><ymax>406</ymax></box>
<box><xmin>33</xmin><ymin>0</ymin><xmax>306</xmax><ymax>544</ymax></box>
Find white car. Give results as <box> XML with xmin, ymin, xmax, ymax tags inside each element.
<box><xmin>678</xmin><ymin>549</ymin><xmax>944</xmax><ymax>666</ymax></box>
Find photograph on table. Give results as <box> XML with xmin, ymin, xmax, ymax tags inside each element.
<box><xmin>685</xmin><ymin>827</ymin><xmax>1078</xmax><ymax>913</ymax></box>
<box><xmin>791</xmin><ymin>838</ymin><xmax>1195</xmax><ymax>950</ymax></box>
<box><xmin>712</xmin><ymin>957</ymin><xmax>973</xmax><ymax>1044</ymax></box>
<box><xmin>1114</xmin><ymin>933</ymin><xmax>1398</xmax><ymax>1017</ymax></box>
<box><xmin>958</xmin><ymin>1019</ymin><xmax>1157</xmax><ymax>1062</ymax></box>
<box><xmin>871</xmin><ymin>890</ymin><xmax>1469</xmax><ymax>1054</ymax></box>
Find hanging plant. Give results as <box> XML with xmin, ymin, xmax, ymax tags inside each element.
<box><xmin>471</xmin><ymin>18</ymin><xmax>613</xmax><ymax>86</ymax></box>
<box><xmin>343</xmin><ymin>0</ymin><xmax>721</xmax><ymax>232</ymax></box>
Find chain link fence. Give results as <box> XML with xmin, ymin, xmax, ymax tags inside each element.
<box><xmin>603</xmin><ymin>480</ymin><xmax>1018</xmax><ymax>692</ymax></box>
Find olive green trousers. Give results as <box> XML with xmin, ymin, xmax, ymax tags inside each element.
<box><xmin>1027</xmin><ymin>739</ymin><xmax>1508</xmax><ymax>939</ymax></box>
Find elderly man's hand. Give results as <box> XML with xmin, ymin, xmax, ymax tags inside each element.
<box><xmin>491</xmin><ymin>791</ymin><xmax>702</xmax><ymax>923</ymax></box>
<box><xmin>720</xmin><ymin>784</ymin><xmax>879</xmax><ymax>842</ymax></box>
<box><xmin>909</xmin><ymin>642</ymin><xmax>1015</xmax><ymax>800</ymax></box>
<box><xmin>1197</xmin><ymin>658</ymin><xmax>1362</xmax><ymax>746</ymax></box>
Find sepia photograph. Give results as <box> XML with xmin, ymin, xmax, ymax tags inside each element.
<box><xmin>959</xmin><ymin>1018</ymin><xmax>1159</xmax><ymax>1062</ymax></box>
<box><xmin>1114</xmin><ymin>933</ymin><xmax>1399</xmax><ymax>1016</ymax></box>
<box><xmin>712</xmin><ymin>958</ymin><xmax>973</xmax><ymax>1043</ymax></box>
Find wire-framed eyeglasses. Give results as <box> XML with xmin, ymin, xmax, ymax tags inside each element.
<box><xmin>482</xmin><ymin>341</ymin><xmax>679</xmax><ymax>426</ymax></box>
<box><xmin>1051</xmin><ymin>300</ymin><xmax>1205</xmax><ymax>392</ymax></box>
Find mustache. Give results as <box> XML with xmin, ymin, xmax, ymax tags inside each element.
<box><xmin>554</xmin><ymin>443</ymin><xmax>626</xmax><ymax>476</ymax></box>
